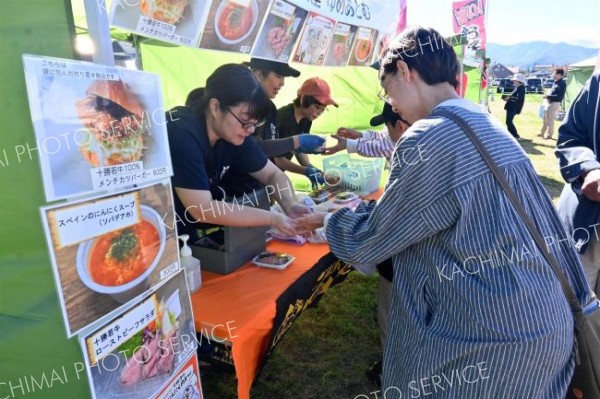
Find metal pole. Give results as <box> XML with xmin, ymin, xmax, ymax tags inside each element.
<box><xmin>83</xmin><ymin>0</ymin><xmax>115</xmax><ymax>66</ymax></box>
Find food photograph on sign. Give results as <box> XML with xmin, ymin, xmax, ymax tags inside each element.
<box><xmin>109</xmin><ymin>0</ymin><xmax>210</xmax><ymax>46</ymax></box>
<box><xmin>291</xmin><ymin>12</ymin><xmax>336</xmax><ymax>66</ymax></box>
<box><xmin>81</xmin><ymin>271</ymin><xmax>198</xmax><ymax>399</ymax></box>
<box><xmin>40</xmin><ymin>180</ymin><xmax>179</xmax><ymax>336</ymax></box>
<box><xmin>323</xmin><ymin>22</ymin><xmax>357</xmax><ymax>66</ymax></box>
<box><xmin>347</xmin><ymin>26</ymin><xmax>377</xmax><ymax>66</ymax></box>
<box><xmin>198</xmin><ymin>0</ymin><xmax>270</xmax><ymax>54</ymax></box>
<box><xmin>22</xmin><ymin>55</ymin><xmax>173</xmax><ymax>201</ymax></box>
<box><xmin>251</xmin><ymin>0</ymin><xmax>308</xmax><ymax>62</ymax></box>
<box><xmin>154</xmin><ymin>355</ymin><xmax>203</xmax><ymax>399</ymax></box>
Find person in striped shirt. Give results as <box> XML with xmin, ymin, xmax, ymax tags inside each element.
<box><xmin>296</xmin><ymin>26</ymin><xmax>591</xmax><ymax>398</ymax></box>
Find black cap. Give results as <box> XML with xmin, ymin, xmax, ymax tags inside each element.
<box><xmin>370</xmin><ymin>59</ymin><xmax>380</xmax><ymax>70</ymax></box>
<box><xmin>370</xmin><ymin>102</ymin><xmax>402</xmax><ymax>126</ymax></box>
<box><xmin>244</xmin><ymin>57</ymin><xmax>301</xmax><ymax>77</ymax></box>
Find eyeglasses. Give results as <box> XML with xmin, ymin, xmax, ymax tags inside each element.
<box><xmin>378</xmin><ymin>87</ymin><xmax>391</xmax><ymax>105</ymax></box>
<box><xmin>313</xmin><ymin>105</ymin><xmax>327</xmax><ymax>115</ymax></box>
<box><xmin>226</xmin><ymin>108</ymin><xmax>266</xmax><ymax>130</ymax></box>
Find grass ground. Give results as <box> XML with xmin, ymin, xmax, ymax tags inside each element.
<box><xmin>199</xmin><ymin>91</ymin><xmax>567</xmax><ymax>399</ymax></box>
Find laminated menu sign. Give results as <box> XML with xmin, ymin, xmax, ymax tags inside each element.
<box><xmin>346</xmin><ymin>26</ymin><xmax>377</xmax><ymax>66</ymax></box>
<box><xmin>154</xmin><ymin>355</ymin><xmax>203</xmax><ymax>399</ymax></box>
<box><xmin>323</xmin><ymin>22</ymin><xmax>357</xmax><ymax>66</ymax></box>
<box><xmin>198</xmin><ymin>0</ymin><xmax>271</xmax><ymax>54</ymax></box>
<box><xmin>291</xmin><ymin>11</ymin><xmax>336</xmax><ymax>66</ymax></box>
<box><xmin>40</xmin><ymin>180</ymin><xmax>179</xmax><ymax>337</ymax></box>
<box><xmin>250</xmin><ymin>0</ymin><xmax>308</xmax><ymax>62</ymax></box>
<box><xmin>109</xmin><ymin>0</ymin><xmax>211</xmax><ymax>47</ymax></box>
<box><xmin>80</xmin><ymin>271</ymin><xmax>200</xmax><ymax>399</ymax></box>
<box><xmin>22</xmin><ymin>55</ymin><xmax>173</xmax><ymax>202</ymax></box>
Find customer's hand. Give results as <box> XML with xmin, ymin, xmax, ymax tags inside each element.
<box><xmin>297</xmin><ymin>134</ymin><xmax>326</xmax><ymax>154</ymax></box>
<box><xmin>285</xmin><ymin>203</ymin><xmax>312</xmax><ymax>219</ymax></box>
<box><xmin>322</xmin><ymin>134</ymin><xmax>347</xmax><ymax>155</ymax></box>
<box><xmin>304</xmin><ymin>165</ymin><xmax>325</xmax><ymax>189</ymax></box>
<box><xmin>582</xmin><ymin>169</ymin><xmax>600</xmax><ymax>202</ymax></box>
<box><xmin>336</xmin><ymin>127</ymin><xmax>362</xmax><ymax>139</ymax></box>
<box><xmin>295</xmin><ymin>212</ymin><xmax>327</xmax><ymax>234</ymax></box>
<box><xmin>270</xmin><ymin>212</ymin><xmax>298</xmax><ymax>236</ymax></box>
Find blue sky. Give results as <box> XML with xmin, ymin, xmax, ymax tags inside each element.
<box><xmin>405</xmin><ymin>0</ymin><xmax>600</xmax><ymax>48</ymax></box>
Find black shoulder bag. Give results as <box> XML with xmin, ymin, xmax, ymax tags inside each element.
<box><xmin>436</xmin><ymin>108</ymin><xmax>600</xmax><ymax>399</ymax></box>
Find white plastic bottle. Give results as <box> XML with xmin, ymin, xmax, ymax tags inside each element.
<box><xmin>178</xmin><ymin>234</ymin><xmax>202</xmax><ymax>293</ymax></box>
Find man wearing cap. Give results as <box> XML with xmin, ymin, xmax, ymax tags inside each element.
<box><xmin>502</xmin><ymin>73</ymin><xmax>526</xmax><ymax>140</ymax></box>
<box><xmin>275</xmin><ymin>77</ymin><xmax>338</xmax><ymax>189</ymax></box>
<box><xmin>220</xmin><ymin>58</ymin><xmax>325</xmax><ymax>197</ymax></box>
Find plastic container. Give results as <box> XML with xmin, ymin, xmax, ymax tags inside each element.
<box><xmin>252</xmin><ymin>252</ymin><xmax>295</xmax><ymax>270</ymax></box>
<box><xmin>322</xmin><ymin>154</ymin><xmax>384</xmax><ymax>195</ymax></box>
<box><xmin>179</xmin><ymin>234</ymin><xmax>202</xmax><ymax>293</ymax></box>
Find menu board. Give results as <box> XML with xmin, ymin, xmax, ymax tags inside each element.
<box><xmin>154</xmin><ymin>355</ymin><xmax>203</xmax><ymax>399</ymax></box>
<box><xmin>198</xmin><ymin>0</ymin><xmax>271</xmax><ymax>54</ymax></box>
<box><xmin>109</xmin><ymin>0</ymin><xmax>211</xmax><ymax>47</ymax></box>
<box><xmin>323</xmin><ymin>22</ymin><xmax>357</xmax><ymax>66</ymax></box>
<box><xmin>251</xmin><ymin>0</ymin><xmax>308</xmax><ymax>62</ymax></box>
<box><xmin>372</xmin><ymin>31</ymin><xmax>390</xmax><ymax>65</ymax></box>
<box><xmin>347</xmin><ymin>26</ymin><xmax>378</xmax><ymax>66</ymax></box>
<box><xmin>40</xmin><ymin>180</ymin><xmax>179</xmax><ymax>337</ymax></box>
<box><xmin>291</xmin><ymin>12</ymin><xmax>336</xmax><ymax>66</ymax></box>
<box><xmin>22</xmin><ymin>55</ymin><xmax>173</xmax><ymax>202</ymax></box>
<box><xmin>80</xmin><ymin>271</ymin><xmax>199</xmax><ymax>399</ymax></box>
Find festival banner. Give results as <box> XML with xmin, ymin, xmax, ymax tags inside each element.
<box><xmin>198</xmin><ymin>0</ymin><xmax>271</xmax><ymax>54</ymax></box>
<box><xmin>40</xmin><ymin>180</ymin><xmax>179</xmax><ymax>336</ymax></box>
<box><xmin>22</xmin><ymin>55</ymin><xmax>173</xmax><ymax>201</ymax></box>
<box><xmin>452</xmin><ymin>0</ymin><xmax>487</xmax><ymax>51</ymax></box>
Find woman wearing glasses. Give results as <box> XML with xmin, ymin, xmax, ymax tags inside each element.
<box><xmin>166</xmin><ymin>64</ymin><xmax>309</xmax><ymax>243</ymax></box>
<box><xmin>275</xmin><ymin>77</ymin><xmax>338</xmax><ymax>189</ymax></box>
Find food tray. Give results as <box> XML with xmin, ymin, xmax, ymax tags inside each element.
<box><xmin>322</xmin><ymin>154</ymin><xmax>384</xmax><ymax>195</ymax></box>
<box><xmin>252</xmin><ymin>252</ymin><xmax>295</xmax><ymax>270</ymax></box>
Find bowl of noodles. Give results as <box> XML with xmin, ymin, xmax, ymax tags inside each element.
<box><xmin>76</xmin><ymin>205</ymin><xmax>166</xmax><ymax>303</ymax></box>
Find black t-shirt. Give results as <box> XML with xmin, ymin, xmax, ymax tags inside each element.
<box><xmin>166</xmin><ymin>106</ymin><xmax>268</xmax><ymax>240</ymax></box>
<box><xmin>276</xmin><ymin>103</ymin><xmax>312</xmax><ymax>160</ymax></box>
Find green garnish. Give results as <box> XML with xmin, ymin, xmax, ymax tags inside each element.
<box><xmin>107</xmin><ymin>229</ymin><xmax>138</xmax><ymax>262</ymax></box>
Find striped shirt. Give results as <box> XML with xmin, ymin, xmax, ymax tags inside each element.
<box><xmin>347</xmin><ymin>129</ymin><xmax>395</xmax><ymax>159</ymax></box>
<box><xmin>326</xmin><ymin>99</ymin><xmax>591</xmax><ymax>398</ymax></box>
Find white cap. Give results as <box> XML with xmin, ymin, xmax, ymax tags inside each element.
<box><xmin>178</xmin><ymin>234</ymin><xmax>192</xmax><ymax>257</ymax></box>
<box><xmin>511</xmin><ymin>73</ymin><xmax>526</xmax><ymax>84</ymax></box>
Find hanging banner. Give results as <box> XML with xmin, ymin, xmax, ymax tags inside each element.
<box><xmin>198</xmin><ymin>0</ymin><xmax>271</xmax><ymax>54</ymax></box>
<box><xmin>22</xmin><ymin>55</ymin><xmax>174</xmax><ymax>201</ymax></box>
<box><xmin>251</xmin><ymin>0</ymin><xmax>308</xmax><ymax>62</ymax></box>
<box><xmin>396</xmin><ymin>0</ymin><xmax>407</xmax><ymax>34</ymax></box>
<box><xmin>40</xmin><ymin>180</ymin><xmax>179</xmax><ymax>337</ymax></box>
<box><xmin>323</xmin><ymin>22</ymin><xmax>357</xmax><ymax>67</ymax></box>
<box><xmin>79</xmin><ymin>271</ymin><xmax>200</xmax><ymax>399</ymax></box>
<box><xmin>452</xmin><ymin>0</ymin><xmax>487</xmax><ymax>51</ymax></box>
<box><xmin>346</xmin><ymin>26</ymin><xmax>378</xmax><ymax>67</ymax></box>
<box><xmin>109</xmin><ymin>0</ymin><xmax>211</xmax><ymax>47</ymax></box>
<box><xmin>291</xmin><ymin>11</ymin><xmax>336</xmax><ymax>66</ymax></box>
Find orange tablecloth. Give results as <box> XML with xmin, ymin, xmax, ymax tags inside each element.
<box><xmin>190</xmin><ymin>241</ymin><xmax>334</xmax><ymax>399</ymax></box>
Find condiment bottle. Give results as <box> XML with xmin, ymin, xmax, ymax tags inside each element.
<box><xmin>178</xmin><ymin>234</ymin><xmax>202</xmax><ymax>293</ymax></box>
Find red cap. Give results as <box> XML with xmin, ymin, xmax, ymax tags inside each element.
<box><xmin>297</xmin><ymin>78</ymin><xmax>338</xmax><ymax>107</ymax></box>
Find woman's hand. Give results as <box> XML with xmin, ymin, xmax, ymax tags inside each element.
<box><xmin>336</xmin><ymin>127</ymin><xmax>362</xmax><ymax>139</ymax></box>
<box><xmin>284</xmin><ymin>202</ymin><xmax>312</xmax><ymax>219</ymax></box>
<box><xmin>270</xmin><ymin>212</ymin><xmax>298</xmax><ymax>236</ymax></box>
<box><xmin>294</xmin><ymin>212</ymin><xmax>327</xmax><ymax>234</ymax></box>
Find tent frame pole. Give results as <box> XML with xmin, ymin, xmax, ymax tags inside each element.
<box><xmin>83</xmin><ymin>0</ymin><xmax>115</xmax><ymax>66</ymax></box>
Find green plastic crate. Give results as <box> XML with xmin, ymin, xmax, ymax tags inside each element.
<box><xmin>322</xmin><ymin>154</ymin><xmax>385</xmax><ymax>194</ymax></box>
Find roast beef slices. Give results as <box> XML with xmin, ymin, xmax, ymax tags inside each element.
<box><xmin>120</xmin><ymin>355</ymin><xmax>144</xmax><ymax>386</ymax></box>
<box><xmin>158</xmin><ymin>331</ymin><xmax>177</xmax><ymax>374</ymax></box>
<box><xmin>142</xmin><ymin>334</ymin><xmax>161</xmax><ymax>378</ymax></box>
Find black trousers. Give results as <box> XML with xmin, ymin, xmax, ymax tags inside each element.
<box><xmin>505</xmin><ymin>110</ymin><xmax>520</xmax><ymax>138</ymax></box>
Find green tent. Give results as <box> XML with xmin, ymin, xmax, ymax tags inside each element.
<box><xmin>565</xmin><ymin>55</ymin><xmax>598</xmax><ymax>109</ymax></box>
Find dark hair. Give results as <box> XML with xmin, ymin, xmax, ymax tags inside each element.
<box><xmin>555</xmin><ymin>68</ymin><xmax>565</xmax><ymax>76</ymax></box>
<box><xmin>190</xmin><ymin>64</ymin><xmax>270</xmax><ymax>121</ymax></box>
<box><xmin>293</xmin><ymin>95</ymin><xmax>323</xmax><ymax>108</ymax></box>
<box><xmin>380</xmin><ymin>27</ymin><xmax>459</xmax><ymax>88</ymax></box>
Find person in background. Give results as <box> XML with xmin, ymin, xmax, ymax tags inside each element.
<box><xmin>217</xmin><ymin>58</ymin><xmax>326</xmax><ymax>198</ymax></box>
<box><xmin>166</xmin><ymin>64</ymin><xmax>309</xmax><ymax>243</ymax></box>
<box><xmin>539</xmin><ymin>68</ymin><xmax>567</xmax><ymax>140</ymax></box>
<box><xmin>295</xmin><ymin>26</ymin><xmax>590</xmax><ymax>398</ymax></box>
<box><xmin>502</xmin><ymin>73</ymin><xmax>526</xmax><ymax>140</ymax></box>
<box><xmin>275</xmin><ymin>77</ymin><xmax>338</xmax><ymax>189</ymax></box>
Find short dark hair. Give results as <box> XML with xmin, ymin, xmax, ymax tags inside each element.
<box><xmin>293</xmin><ymin>95</ymin><xmax>323</xmax><ymax>108</ymax></box>
<box><xmin>554</xmin><ymin>68</ymin><xmax>565</xmax><ymax>76</ymax></box>
<box><xmin>190</xmin><ymin>64</ymin><xmax>270</xmax><ymax>121</ymax></box>
<box><xmin>380</xmin><ymin>27</ymin><xmax>459</xmax><ymax>89</ymax></box>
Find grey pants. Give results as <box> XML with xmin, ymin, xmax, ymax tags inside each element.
<box><xmin>580</xmin><ymin>237</ymin><xmax>600</xmax><ymax>295</ymax></box>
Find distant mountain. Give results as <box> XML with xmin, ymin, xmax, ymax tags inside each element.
<box><xmin>486</xmin><ymin>42</ymin><xmax>598</xmax><ymax>69</ymax></box>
